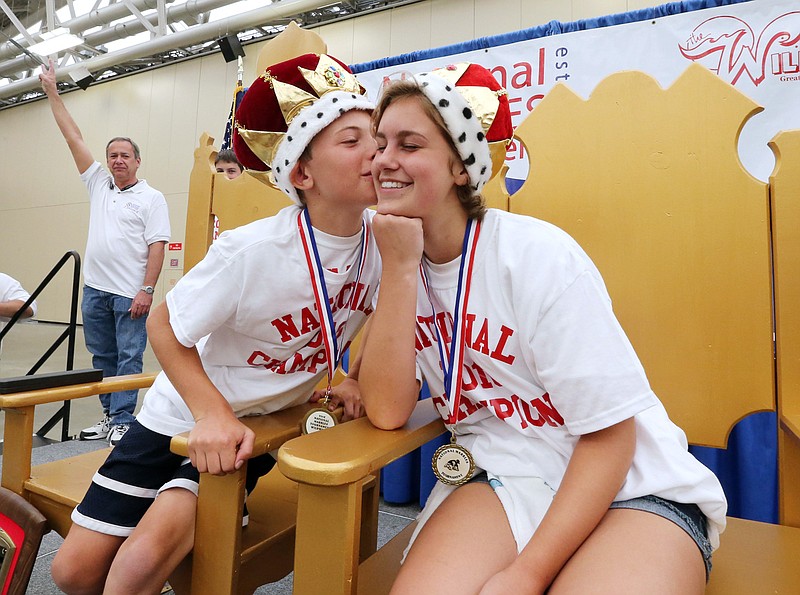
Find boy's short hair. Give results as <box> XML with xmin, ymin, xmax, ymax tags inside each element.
<box><xmin>215</xmin><ymin>149</ymin><xmax>242</xmax><ymax>170</ymax></box>
<box><xmin>233</xmin><ymin>53</ymin><xmax>373</xmax><ymax>206</ymax></box>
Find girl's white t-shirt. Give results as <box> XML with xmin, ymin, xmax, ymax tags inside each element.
<box><xmin>413</xmin><ymin>209</ymin><xmax>727</xmax><ymax>548</ymax></box>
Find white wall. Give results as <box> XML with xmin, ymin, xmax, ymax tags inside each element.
<box><xmin>0</xmin><ymin>0</ymin><xmax>664</xmax><ymax>322</ymax></box>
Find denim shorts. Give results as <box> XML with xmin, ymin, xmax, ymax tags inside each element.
<box><xmin>468</xmin><ymin>473</ymin><xmax>712</xmax><ymax>580</ymax></box>
<box><xmin>611</xmin><ymin>495</ymin><xmax>713</xmax><ymax>580</ymax></box>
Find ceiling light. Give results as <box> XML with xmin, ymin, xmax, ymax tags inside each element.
<box><xmin>27</xmin><ymin>28</ymin><xmax>83</xmax><ymax>56</ymax></box>
<box><xmin>69</xmin><ymin>65</ymin><xmax>94</xmax><ymax>90</ymax></box>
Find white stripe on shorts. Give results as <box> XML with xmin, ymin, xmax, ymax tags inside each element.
<box><xmin>158</xmin><ymin>477</ymin><xmax>199</xmax><ymax>497</ymax></box>
<box><xmin>92</xmin><ymin>471</ymin><xmax>160</xmax><ymax>498</ymax></box>
<box><xmin>71</xmin><ymin>507</ymin><xmax>135</xmax><ymax>537</ymax></box>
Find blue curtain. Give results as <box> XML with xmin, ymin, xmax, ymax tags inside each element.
<box><xmin>691</xmin><ymin>413</ymin><xmax>778</xmax><ymax>523</ymax></box>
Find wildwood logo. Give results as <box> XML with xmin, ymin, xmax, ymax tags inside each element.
<box><xmin>678</xmin><ymin>12</ymin><xmax>800</xmax><ymax>86</ymax></box>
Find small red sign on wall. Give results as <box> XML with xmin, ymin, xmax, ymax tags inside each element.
<box><xmin>168</xmin><ymin>243</ymin><xmax>182</xmax><ymax>251</ymax></box>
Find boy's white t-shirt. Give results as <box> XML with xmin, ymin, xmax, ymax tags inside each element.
<box><xmin>413</xmin><ymin>209</ymin><xmax>727</xmax><ymax>548</ymax></box>
<box><xmin>137</xmin><ymin>206</ymin><xmax>380</xmax><ymax>437</ymax></box>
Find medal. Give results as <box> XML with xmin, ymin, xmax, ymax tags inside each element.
<box><xmin>431</xmin><ymin>433</ymin><xmax>476</xmax><ymax>486</ymax></box>
<box><xmin>302</xmin><ymin>389</ymin><xmax>338</xmax><ymax>434</ymax></box>
<box><xmin>298</xmin><ymin>209</ymin><xmax>368</xmax><ymax>435</ymax></box>
<box><xmin>420</xmin><ymin>219</ymin><xmax>481</xmax><ymax>483</ymax></box>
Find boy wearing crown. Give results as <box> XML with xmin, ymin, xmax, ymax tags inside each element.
<box><xmin>51</xmin><ymin>53</ymin><xmax>380</xmax><ymax>595</ymax></box>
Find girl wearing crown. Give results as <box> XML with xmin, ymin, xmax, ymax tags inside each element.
<box><xmin>360</xmin><ymin>63</ymin><xmax>726</xmax><ymax>594</ymax></box>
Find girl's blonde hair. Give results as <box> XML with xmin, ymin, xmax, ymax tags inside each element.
<box><xmin>372</xmin><ymin>81</ymin><xmax>487</xmax><ymax>220</ymax></box>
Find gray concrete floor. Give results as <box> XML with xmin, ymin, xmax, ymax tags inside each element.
<box><xmin>0</xmin><ymin>321</ymin><xmax>420</xmax><ymax>594</ymax></box>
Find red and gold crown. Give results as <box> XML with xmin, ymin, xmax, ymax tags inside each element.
<box><xmin>234</xmin><ymin>53</ymin><xmax>373</xmax><ymax>205</ymax></box>
<box><xmin>415</xmin><ymin>63</ymin><xmax>512</xmax><ymax>195</ymax></box>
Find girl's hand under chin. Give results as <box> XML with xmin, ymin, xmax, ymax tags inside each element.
<box><xmin>372</xmin><ymin>213</ymin><xmax>424</xmax><ymax>269</ymax></box>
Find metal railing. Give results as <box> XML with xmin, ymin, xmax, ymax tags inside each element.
<box><xmin>0</xmin><ymin>250</ymin><xmax>82</xmax><ymax>441</ymax></box>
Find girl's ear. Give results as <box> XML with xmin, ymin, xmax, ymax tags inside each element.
<box><xmin>290</xmin><ymin>160</ymin><xmax>314</xmax><ymax>191</ymax></box>
<box><xmin>452</xmin><ymin>162</ymin><xmax>469</xmax><ymax>188</ymax></box>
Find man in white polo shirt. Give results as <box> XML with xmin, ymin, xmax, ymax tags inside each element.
<box><xmin>40</xmin><ymin>60</ymin><xmax>171</xmax><ymax>446</ymax></box>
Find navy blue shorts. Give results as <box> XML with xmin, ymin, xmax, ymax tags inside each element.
<box><xmin>72</xmin><ymin>420</ymin><xmax>275</xmax><ymax>537</ymax></box>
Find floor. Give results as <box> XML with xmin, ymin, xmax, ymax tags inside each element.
<box><xmin>0</xmin><ymin>321</ymin><xmax>420</xmax><ymax>594</ymax></box>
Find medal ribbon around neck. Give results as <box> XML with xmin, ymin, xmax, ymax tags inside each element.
<box><xmin>297</xmin><ymin>209</ymin><xmax>369</xmax><ymax>390</ymax></box>
<box><xmin>419</xmin><ymin>218</ymin><xmax>481</xmax><ymax>425</ymax></box>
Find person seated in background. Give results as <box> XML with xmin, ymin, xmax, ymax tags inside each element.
<box><xmin>0</xmin><ymin>272</ymin><xmax>36</xmax><ymax>357</ymax></box>
<box><xmin>50</xmin><ymin>52</ymin><xmax>380</xmax><ymax>595</ymax></box>
<box><xmin>0</xmin><ymin>272</ymin><xmax>36</xmax><ymax>322</ymax></box>
<box><xmin>214</xmin><ymin>148</ymin><xmax>244</xmax><ymax>179</ymax></box>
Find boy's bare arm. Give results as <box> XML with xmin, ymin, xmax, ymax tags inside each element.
<box><xmin>146</xmin><ymin>302</ymin><xmax>254</xmax><ymax>475</ymax></box>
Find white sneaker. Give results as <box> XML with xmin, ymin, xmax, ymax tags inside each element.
<box><xmin>108</xmin><ymin>424</ymin><xmax>129</xmax><ymax>447</ymax></box>
<box><xmin>79</xmin><ymin>413</ymin><xmax>111</xmax><ymax>440</ymax></box>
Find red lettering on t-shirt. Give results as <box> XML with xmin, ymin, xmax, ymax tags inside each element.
<box><xmin>305</xmin><ymin>348</ymin><xmax>328</xmax><ymax>375</ymax></box>
<box><xmin>415</xmin><ymin>320</ymin><xmax>432</xmax><ymax>351</ymax></box>
<box><xmin>472</xmin><ymin>362</ymin><xmax>501</xmax><ymax>389</ymax></box>
<box><xmin>435</xmin><ymin>311</ymin><xmax>452</xmax><ymax>346</ymax></box>
<box><xmin>489</xmin><ymin>325</ymin><xmax>516</xmax><ymax>365</ymax></box>
<box><xmin>247</xmin><ymin>350</ymin><xmax>275</xmax><ymax>368</ymax></box>
<box><xmin>299</xmin><ymin>306</ymin><xmax>320</xmax><ymax>334</ymax></box>
<box><xmin>461</xmin><ymin>364</ymin><xmax>478</xmax><ymax>392</ymax></box>
<box><xmin>531</xmin><ymin>392</ymin><xmax>564</xmax><ymax>427</ymax></box>
<box><xmin>488</xmin><ymin>397</ymin><xmax>515</xmax><ymax>421</ymax></box>
<box><xmin>271</xmin><ymin>314</ymin><xmax>300</xmax><ymax>343</ymax></box>
<box><xmin>472</xmin><ymin>318</ymin><xmax>491</xmax><ymax>355</ymax></box>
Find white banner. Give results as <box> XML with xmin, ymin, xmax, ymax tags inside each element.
<box><xmin>357</xmin><ymin>0</ymin><xmax>799</xmax><ymax>182</ymax></box>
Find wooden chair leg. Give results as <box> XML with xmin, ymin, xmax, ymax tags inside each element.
<box><xmin>0</xmin><ymin>407</ymin><xmax>35</xmax><ymax>495</ymax></box>
<box><xmin>182</xmin><ymin>468</ymin><xmax>247</xmax><ymax>595</ymax></box>
<box><xmin>293</xmin><ymin>481</ymin><xmax>366</xmax><ymax>595</ymax></box>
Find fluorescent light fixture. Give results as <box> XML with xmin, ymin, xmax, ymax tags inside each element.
<box><xmin>28</xmin><ymin>28</ymin><xmax>83</xmax><ymax>56</ymax></box>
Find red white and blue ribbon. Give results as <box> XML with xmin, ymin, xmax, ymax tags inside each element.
<box><xmin>297</xmin><ymin>209</ymin><xmax>369</xmax><ymax>390</ymax></box>
<box><xmin>419</xmin><ymin>218</ymin><xmax>481</xmax><ymax>424</ymax></box>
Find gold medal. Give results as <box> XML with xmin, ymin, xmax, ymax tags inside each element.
<box><xmin>301</xmin><ymin>391</ymin><xmax>338</xmax><ymax>435</ymax></box>
<box><xmin>301</xmin><ymin>406</ymin><xmax>338</xmax><ymax>434</ymax></box>
<box><xmin>431</xmin><ymin>433</ymin><xmax>475</xmax><ymax>486</ymax></box>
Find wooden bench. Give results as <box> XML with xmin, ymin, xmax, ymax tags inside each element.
<box><xmin>278</xmin><ymin>64</ymin><xmax>800</xmax><ymax>593</ymax></box>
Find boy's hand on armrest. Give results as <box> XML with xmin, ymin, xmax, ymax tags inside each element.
<box><xmin>188</xmin><ymin>412</ymin><xmax>255</xmax><ymax>475</ymax></box>
<box><xmin>309</xmin><ymin>377</ymin><xmax>364</xmax><ymax>421</ymax></box>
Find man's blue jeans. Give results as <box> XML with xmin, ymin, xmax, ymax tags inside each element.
<box><xmin>82</xmin><ymin>286</ymin><xmax>147</xmax><ymax>425</ymax></box>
